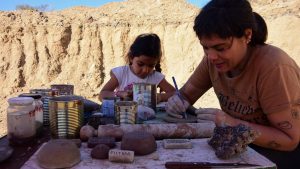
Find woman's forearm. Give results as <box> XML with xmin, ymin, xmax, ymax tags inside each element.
<box><xmin>232</xmin><ymin>118</ymin><xmax>299</xmax><ymax>151</ymax></box>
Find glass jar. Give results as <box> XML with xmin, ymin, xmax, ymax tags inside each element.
<box><xmin>7</xmin><ymin>97</ymin><xmax>36</xmax><ymax>145</ymax></box>
<box><xmin>29</xmin><ymin>88</ymin><xmax>58</xmax><ymax>126</ymax></box>
<box><xmin>19</xmin><ymin>93</ymin><xmax>43</xmax><ymax>135</ymax></box>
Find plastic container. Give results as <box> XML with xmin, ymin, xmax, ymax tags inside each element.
<box><xmin>19</xmin><ymin>93</ymin><xmax>43</xmax><ymax>135</ymax></box>
<box><xmin>7</xmin><ymin>97</ymin><xmax>36</xmax><ymax>145</ymax></box>
<box><xmin>101</xmin><ymin>97</ymin><xmax>120</xmax><ymax>117</ymax></box>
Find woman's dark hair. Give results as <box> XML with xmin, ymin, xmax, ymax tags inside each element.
<box><xmin>193</xmin><ymin>0</ymin><xmax>267</xmax><ymax>46</ymax></box>
<box><xmin>127</xmin><ymin>33</ymin><xmax>162</xmax><ymax>72</ymax></box>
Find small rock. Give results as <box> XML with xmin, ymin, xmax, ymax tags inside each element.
<box><xmin>91</xmin><ymin>144</ymin><xmax>110</xmax><ymax>159</ymax></box>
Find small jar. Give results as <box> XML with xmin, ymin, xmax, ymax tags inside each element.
<box><xmin>7</xmin><ymin>97</ymin><xmax>36</xmax><ymax>145</ymax></box>
<box><xmin>19</xmin><ymin>93</ymin><xmax>43</xmax><ymax>135</ymax></box>
<box><xmin>29</xmin><ymin>88</ymin><xmax>58</xmax><ymax>126</ymax></box>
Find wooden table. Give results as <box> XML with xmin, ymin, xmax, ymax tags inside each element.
<box><xmin>0</xmin><ymin>110</ymin><xmax>277</xmax><ymax>169</ymax></box>
<box><xmin>21</xmin><ymin>138</ymin><xmax>276</xmax><ymax>169</ymax></box>
<box><xmin>0</xmin><ymin>127</ymin><xmax>50</xmax><ymax>169</ymax></box>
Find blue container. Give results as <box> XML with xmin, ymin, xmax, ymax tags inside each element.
<box><xmin>101</xmin><ymin>97</ymin><xmax>120</xmax><ymax>117</ymax></box>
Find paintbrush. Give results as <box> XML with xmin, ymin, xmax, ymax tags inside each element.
<box><xmin>172</xmin><ymin>76</ymin><xmax>187</xmax><ymax>119</ymax></box>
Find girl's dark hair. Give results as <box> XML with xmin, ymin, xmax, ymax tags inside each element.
<box><xmin>193</xmin><ymin>0</ymin><xmax>267</xmax><ymax>46</ymax></box>
<box><xmin>127</xmin><ymin>33</ymin><xmax>162</xmax><ymax>72</ymax></box>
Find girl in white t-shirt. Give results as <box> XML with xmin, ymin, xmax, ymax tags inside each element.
<box><xmin>99</xmin><ymin>33</ymin><xmax>175</xmax><ymax>102</ymax></box>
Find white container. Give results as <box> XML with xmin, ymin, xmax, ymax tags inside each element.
<box><xmin>7</xmin><ymin>97</ymin><xmax>36</xmax><ymax>145</ymax></box>
<box><xmin>19</xmin><ymin>93</ymin><xmax>44</xmax><ymax>134</ymax></box>
<box><xmin>29</xmin><ymin>88</ymin><xmax>58</xmax><ymax>126</ymax></box>
<box><xmin>115</xmin><ymin>101</ymin><xmax>137</xmax><ymax>125</ymax></box>
<box><xmin>133</xmin><ymin>83</ymin><xmax>157</xmax><ymax>110</ymax></box>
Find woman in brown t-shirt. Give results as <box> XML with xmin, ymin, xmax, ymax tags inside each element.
<box><xmin>166</xmin><ymin>0</ymin><xmax>300</xmax><ymax>168</ymax></box>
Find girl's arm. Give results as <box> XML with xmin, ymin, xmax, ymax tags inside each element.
<box><xmin>99</xmin><ymin>72</ymin><xmax>119</xmax><ymax>101</ymax></box>
<box><xmin>157</xmin><ymin>78</ymin><xmax>176</xmax><ymax>102</ymax></box>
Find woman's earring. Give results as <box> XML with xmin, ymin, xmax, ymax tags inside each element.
<box><xmin>247</xmin><ymin>39</ymin><xmax>251</xmax><ymax>44</ymax></box>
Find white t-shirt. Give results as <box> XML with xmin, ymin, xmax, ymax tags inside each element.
<box><xmin>111</xmin><ymin>65</ymin><xmax>164</xmax><ymax>91</ymax></box>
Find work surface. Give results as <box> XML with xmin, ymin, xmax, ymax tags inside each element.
<box><xmin>22</xmin><ymin>138</ymin><xmax>276</xmax><ymax>169</ymax></box>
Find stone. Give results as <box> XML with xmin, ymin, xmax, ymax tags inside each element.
<box><xmin>163</xmin><ymin>114</ymin><xmax>197</xmax><ymax>123</ymax></box>
<box><xmin>163</xmin><ymin>139</ymin><xmax>192</xmax><ymax>149</ymax></box>
<box><xmin>208</xmin><ymin>124</ymin><xmax>260</xmax><ymax>159</ymax></box>
<box><xmin>0</xmin><ymin>145</ymin><xmax>13</xmax><ymax>162</ymax></box>
<box><xmin>37</xmin><ymin>139</ymin><xmax>80</xmax><ymax>169</ymax></box>
<box><xmin>121</xmin><ymin>131</ymin><xmax>156</xmax><ymax>155</ymax></box>
<box><xmin>91</xmin><ymin>144</ymin><xmax>110</xmax><ymax>159</ymax></box>
<box><xmin>87</xmin><ymin>136</ymin><xmax>116</xmax><ymax>148</ymax></box>
<box><xmin>70</xmin><ymin>139</ymin><xmax>82</xmax><ymax>147</ymax></box>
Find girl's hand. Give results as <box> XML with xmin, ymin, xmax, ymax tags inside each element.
<box><xmin>195</xmin><ymin>108</ymin><xmax>237</xmax><ymax>126</ymax></box>
<box><xmin>115</xmin><ymin>90</ymin><xmax>133</xmax><ymax>100</ymax></box>
<box><xmin>157</xmin><ymin>93</ymin><xmax>162</xmax><ymax>103</ymax></box>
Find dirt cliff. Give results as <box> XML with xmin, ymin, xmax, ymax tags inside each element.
<box><xmin>0</xmin><ymin>0</ymin><xmax>299</xmax><ymax>136</ymax></box>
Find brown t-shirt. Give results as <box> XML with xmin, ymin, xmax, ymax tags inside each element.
<box><xmin>188</xmin><ymin>45</ymin><xmax>300</xmax><ymax>125</ymax></box>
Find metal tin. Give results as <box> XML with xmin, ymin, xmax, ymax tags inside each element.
<box><xmin>51</xmin><ymin>84</ymin><xmax>74</xmax><ymax>95</ymax></box>
<box><xmin>30</xmin><ymin>89</ymin><xmax>58</xmax><ymax>126</ymax></box>
<box><xmin>101</xmin><ymin>97</ymin><xmax>120</xmax><ymax>117</ymax></box>
<box><xmin>133</xmin><ymin>83</ymin><xmax>157</xmax><ymax>110</ymax></box>
<box><xmin>49</xmin><ymin>95</ymin><xmax>84</xmax><ymax>139</ymax></box>
<box><xmin>115</xmin><ymin>101</ymin><xmax>137</xmax><ymax>125</ymax></box>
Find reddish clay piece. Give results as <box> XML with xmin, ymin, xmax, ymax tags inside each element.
<box><xmin>91</xmin><ymin>144</ymin><xmax>110</xmax><ymax>159</ymax></box>
<box><xmin>87</xmin><ymin>136</ymin><xmax>116</xmax><ymax>148</ymax></box>
<box><xmin>121</xmin><ymin>131</ymin><xmax>156</xmax><ymax>155</ymax></box>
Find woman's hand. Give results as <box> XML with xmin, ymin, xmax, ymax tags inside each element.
<box><xmin>166</xmin><ymin>94</ymin><xmax>190</xmax><ymax>118</ymax></box>
<box><xmin>196</xmin><ymin>108</ymin><xmax>237</xmax><ymax>126</ymax></box>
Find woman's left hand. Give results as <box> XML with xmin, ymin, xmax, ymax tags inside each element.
<box><xmin>195</xmin><ymin>108</ymin><xmax>236</xmax><ymax>127</ymax></box>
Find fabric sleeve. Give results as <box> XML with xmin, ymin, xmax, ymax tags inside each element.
<box><xmin>153</xmin><ymin>71</ymin><xmax>165</xmax><ymax>85</ymax></box>
<box><xmin>258</xmin><ymin>64</ymin><xmax>300</xmax><ymax>114</ymax></box>
<box><xmin>180</xmin><ymin>56</ymin><xmax>213</xmax><ymax>104</ymax></box>
<box><xmin>111</xmin><ymin>66</ymin><xmax>122</xmax><ymax>86</ymax></box>
<box><xmin>186</xmin><ymin>56</ymin><xmax>212</xmax><ymax>95</ymax></box>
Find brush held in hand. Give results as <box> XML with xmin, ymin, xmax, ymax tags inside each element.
<box><xmin>171</xmin><ymin>76</ymin><xmax>187</xmax><ymax>119</ymax></box>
